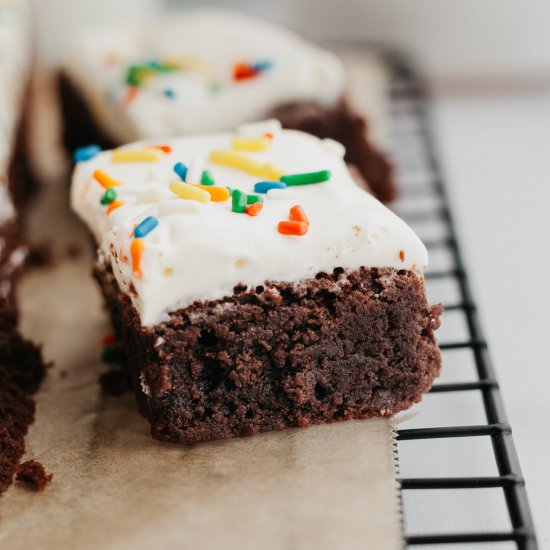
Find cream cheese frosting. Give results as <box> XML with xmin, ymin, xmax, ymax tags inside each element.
<box><xmin>62</xmin><ymin>9</ymin><xmax>346</xmax><ymax>144</ymax></box>
<box><xmin>71</xmin><ymin>123</ymin><xmax>428</xmax><ymax>327</ymax></box>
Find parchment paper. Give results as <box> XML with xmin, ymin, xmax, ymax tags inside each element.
<box><xmin>0</xmin><ymin>65</ymin><xmax>402</xmax><ymax>549</ymax></box>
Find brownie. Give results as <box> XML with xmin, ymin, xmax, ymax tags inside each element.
<box><xmin>96</xmin><ymin>263</ymin><xmax>441</xmax><ymax>444</ymax></box>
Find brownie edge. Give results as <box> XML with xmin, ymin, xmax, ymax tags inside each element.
<box><xmin>96</xmin><ymin>264</ymin><xmax>442</xmax><ymax>444</ymax></box>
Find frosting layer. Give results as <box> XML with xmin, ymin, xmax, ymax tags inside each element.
<box><xmin>62</xmin><ymin>9</ymin><xmax>346</xmax><ymax>144</ymax></box>
<box><xmin>71</xmin><ymin>124</ymin><xmax>428</xmax><ymax>326</ymax></box>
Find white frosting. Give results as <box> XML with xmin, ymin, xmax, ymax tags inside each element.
<box><xmin>63</xmin><ymin>9</ymin><xmax>346</xmax><ymax>144</ymax></box>
<box><xmin>71</xmin><ymin>124</ymin><xmax>428</xmax><ymax>327</ymax></box>
<box><xmin>0</xmin><ymin>0</ymin><xmax>30</xmax><ymax>224</ymax></box>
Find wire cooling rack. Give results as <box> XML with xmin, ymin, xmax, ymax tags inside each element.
<box><xmin>385</xmin><ymin>56</ymin><xmax>537</xmax><ymax>548</ymax></box>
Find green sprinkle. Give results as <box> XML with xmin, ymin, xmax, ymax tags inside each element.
<box><xmin>232</xmin><ymin>189</ymin><xmax>247</xmax><ymax>213</ymax></box>
<box><xmin>125</xmin><ymin>65</ymin><xmax>143</xmax><ymax>86</ymax></box>
<box><xmin>100</xmin><ymin>188</ymin><xmax>118</xmax><ymax>205</ymax></box>
<box><xmin>246</xmin><ymin>194</ymin><xmax>264</xmax><ymax>205</ymax></box>
<box><xmin>201</xmin><ymin>170</ymin><xmax>215</xmax><ymax>186</ymax></box>
<box><xmin>209</xmin><ymin>82</ymin><xmax>222</xmax><ymax>94</ymax></box>
<box><xmin>101</xmin><ymin>346</ymin><xmax>117</xmax><ymax>363</ymax></box>
<box><xmin>280</xmin><ymin>170</ymin><xmax>331</xmax><ymax>186</ymax></box>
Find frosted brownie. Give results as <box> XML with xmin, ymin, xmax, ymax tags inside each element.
<box><xmin>0</xmin><ymin>0</ymin><xmax>46</xmax><ymax>494</ymax></box>
<box><xmin>71</xmin><ymin>121</ymin><xmax>441</xmax><ymax>444</ymax></box>
<box><xmin>59</xmin><ymin>9</ymin><xmax>395</xmax><ymax>202</ymax></box>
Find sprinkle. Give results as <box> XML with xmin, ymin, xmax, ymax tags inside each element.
<box><xmin>289</xmin><ymin>205</ymin><xmax>309</xmax><ymax>225</ymax></box>
<box><xmin>100</xmin><ymin>188</ymin><xmax>118</xmax><ymax>205</ymax></box>
<box><xmin>112</xmin><ymin>148</ymin><xmax>165</xmax><ymax>163</ymax></box>
<box><xmin>93</xmin><ymin>169</ymin><xmax>120</xmax><ymax>189</ymax></box>
<box><xmin>280</xmin><ymin>170</ymin><xmax>331</xmax><ymax>186</ymax></box>
<box><xmin>169</xmin><ymin>181</ymin><xmax>211</xmax><ymax>203</ymax></box>
<box><xmin>399</xmin><ymin>250</ymin><xmax>405</xmax><ymax>262</ymax></box>
<box><xmin>232</xmin><ymin>137</ymin><xmax>269</xmax><ymax>152</ymax></box>
<box><xmin>210</xmin><ymin>150</ymin><xmax>283</xmax><ymax>179</ymax></box>
<box><xmin>106</xmin><ymin>200</ymin><xmax>124</xmax><ymax>215</ymax></box>
<box><xmin>102</xmin><ymin>333</ymin><xmax>116</xmax><ymax>347</ymax></box>
<box><xmin>101</xmin><ymin>347</ymin><xmax>117</xmax><ymax>363</ymax></box>
<box><xmin>245</xmin><ymin>202</ymin><xmax>263</xmax><ymax>216</ymax></box>
<box><xmin>119</xmin><ymin>246</ymin><xmax>128</xmax><ymax>263</ymax></box>
<box><xmin>173</xmin><ymin>162</ymin><xmax>188</xmax><ymax>181</ymax></box>
<box><xmin>131</xmin><ymin>238</ymin><xmax>144</xmax><ymax>278</ymax></box>
<box><xmin>233</xmin><ymin>62</ymin><xmax>258</xmax><ymax>81</ymax></box>
<box><xmin>163</xmin><ymin>88</ymin><xmax>175</xmax><ymax>99</ymax></box>
<box><xmin>278</xmin><ymin>220</ymin><xmax>308</xmax><ymax>236</ymax></box>
<box><xmin>254</xmin><ymin>181</ymin><xmax>287</xmax><ymax>194</ymax></box>
<box><xmin>246</xmin><ymin>194</ymin><xmax>263</xmax><ymax>205</ymax></box>
<box><xmin>73</xmin><ymin>144</ymin><xmax>101</xmax><ymax>163</ymax></box>
<box><xmin>134</xmin><ymin>216</ymin><xmax>159</xmax><ymax>238</ymax></box>
<box><xmin>126</xmin><ymin>65</ymin><xmax>143</xmax><ymax>86</ymax></box>
<box><xmin>232</xmin><ymin>189</ymin><xmax>247</xmax><ymax>213</ymax></box>
<box><xmin>253</xmin><ymin>60</ymin><xmax>273</xmax><ymax>72</ymax></box>
<box><xmin>151</xmin><ymin>144</ymin><xmax>172</xmax><ymax>153</ymax></box>
<box><xmin>201</xmin><ymin>170</ymin><xmax>215</xmax><ymax>186</ymax></box>
<box><xmin>123</xmin><ymin>85</ymin><xmax>139</xmax><ymax>104</ymax></box>
<box><xmin>263</xmin><ymin>132</ymin><xmax>274</xmax><ymax>140</ymax></box>
<box><xmin>191</xmin><ymin>185</ymin><xmax>230</xmax><ymax>202</ymax></box>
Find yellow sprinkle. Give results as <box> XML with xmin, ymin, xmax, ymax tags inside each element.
<box><xmin>169</xmin><ymin>181</ymin><xmax>211</xmax><ymax>203</ymax></box>
<box><xmin>209</xmin><ymin>150</ymin><xmax>284</xmax><ymax>179</ymax></box>
<box><xmin>112</xmin><ymin>148</ymin><xmax>165</xmax><ymax>163</ymax></box>
<box><xmin>232</xmin><ymin>137</ymin><xmax>270</xmax><ymax>152</ymax></box>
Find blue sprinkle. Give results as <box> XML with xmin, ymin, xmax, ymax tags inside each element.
<box><xmin>163</xmin><ymin>88</ymin><xmax>175</xmax><ymax>99</ymax></box>
<box><xmin>173</xmin><ymin>162</ymin><xmax>188</xmax><ymax>181</ymax></box>
<box><xmin>253</xmin><ymin>60</ymin><xmax>273</xmax><ymax>72</ymax></box>
<box><xmin>73</xmin><ymin>144</ymin><xmax>102</xmax><ymax>163</ymax></box>
<box><xmin>134</xmin><ymin>216</ymin><xmax>159</xmax><ymax>239</ymax></box>
<box><xmin>254</xmin><ymin>181</ymin><xmax>287</xmax><ymax>194</ymax></box>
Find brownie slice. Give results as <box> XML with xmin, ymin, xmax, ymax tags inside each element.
<box><xmin>58</xmin><ymin>72</ymin><xmax>396</xmax><ymax>203</ymax></box>
<box><xmin>271</xmin><ymin>101</ymin><xmax>396</xmax><ymax>203</ymax></box>
<box><xmin>96</xmin><ymin>264</ymin><xmax>441</xmax><ymax>444</ymax></box>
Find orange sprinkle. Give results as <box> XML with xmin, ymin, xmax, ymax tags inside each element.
<box><xmin>93</xmin><ymin>169</ymin><xmax>120</xmax><ymax>189</ymax></box>
<box><xmin>263</xmin><ymin>132</ymin><xmax>274</xmax><ymax>139</ymax></box>
<box><xmin>106</xmin><ymin>200</ymin><xmax>124</xmax><ymax>215</ymax></box>
<box><xmin>399</xmin><ymin>249</ymin><xmax>405</xmax><ymax>262</ymax></box>
<box><xmin>150</xmin><ymin>144</ymin><xmax>172</xmax><ymax>153</ymax></box>
<box><xmin>191</xmin><ymin>184</ymin><xmax>230</xmax><ymax>202</ymax></box>
<box><xmin>245</xmin><ymin>202</ymin><xmax>264</xmax><ymax>216</ymax></box>
<box><xmin>131</xmin><ymin>238</ymin><xmax>144</xmax><ymax>278</ymax></box>
<box><xmin>278</xmin><ymin>220</ymin><xmax>308</xmax><ymax>236</ymax></box>
<box><xmin>289</xmin><ymin>205</ymin><xmax>309</xmax><ymax>226</ymax></box>
<box><xmin>102</xmin><ymin>333</ymin><xmax>116</xmax><ymax>347</ymax></box>
<box><xmin>123</xmin><ymin>85</ymin><xmax>139</xmax><ymax>104</ymax></box>
<box><xmin>233</xmin><ymin>62</ymin><xmax>257</xmax><ymax>80</ymax></box>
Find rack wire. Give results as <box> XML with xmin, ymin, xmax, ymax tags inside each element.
<box><xmin>386</xmin><ymin>56</ymin><xmax>538</xmax><ymax>548</ymax></box>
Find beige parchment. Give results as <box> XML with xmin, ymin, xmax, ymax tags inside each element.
<box><xmin>0</xmin><ymin>67</ymin><xmax>402</xmax><ymax>550</ymax></box>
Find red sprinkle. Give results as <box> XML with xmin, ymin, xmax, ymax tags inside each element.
<box><xmin>102</xmin><ymin>333</ymin><xmax>116</xmax><ymax>347</ymax></box>
<box><xmin>278</xmin><ymin>220</ymin><xmax>308</xmax><ymax>236</ymax></box>
<box><xmin>233</xmin><ymin>62</ymin><xmax>258</xmax><ymax>81</ymax></box>
<box><xmin>245</xmin><ymin>202</ymin><xmax>264</xmax><ymax>216</ymax></box>
<box><xmin>151</xmin><ymin>144</ymin><xmax>172</xmax><ymax>153</ymax></box>
<box><xmin>289</xmin><ymin>205</ymin><xmax>309</xmax><ymax>226</ymax></box>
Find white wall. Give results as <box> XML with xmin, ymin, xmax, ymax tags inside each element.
<box><xmin>35</xmin><ymin>0</ymin><xmax>550</xmax><ymax>82</ymax></box>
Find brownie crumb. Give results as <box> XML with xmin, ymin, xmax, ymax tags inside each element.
<box><xmin>65</xmin><ymin>242</ymin><xmax>83</xmax><ymax>259</ymax></box>
<box><xmin>26</xmin><ymin>242</ymin><xmax>54</xmax><ymax>268</ymax></box>
<box><xmin>16</xmin><ymin>460</ymin><xmax>53</xmax><ymax>491</ymax></box>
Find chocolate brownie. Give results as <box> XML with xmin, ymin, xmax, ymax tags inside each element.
<box><xmin>71</xmin><ymin>124</ymin><xmax>441</xmax><ymax>444</ymax></box>
<box><xmin>59</xmin><ymin>9</ymin><xmax>396</xmax><ymax>203</ymax></box>
<box><xmin>16</xmin><ymin>459</ymin><xmax>53</xmax><ymax>491</ymax></box>
<box><xmin>0</xmin><ymin>1</ymin><xmax>46</xmax><ymax>495</ymax></box>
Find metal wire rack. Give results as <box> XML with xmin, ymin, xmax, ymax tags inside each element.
<box><xmin>385</xmin><ymin>56</ymin><xmax>537</xmax><ymax>548</ymax></box>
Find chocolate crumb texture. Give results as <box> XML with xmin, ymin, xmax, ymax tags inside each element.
<box><xmin>16</xmin><ymin>460</ymin><xmax>53</xmax><ymax>491</ymax></box>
